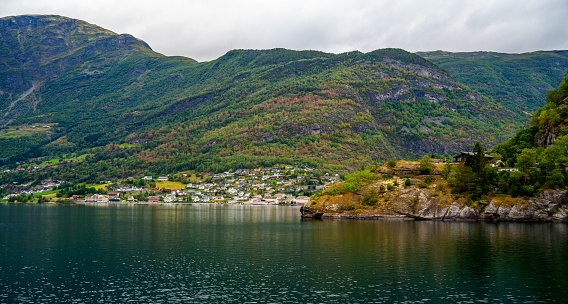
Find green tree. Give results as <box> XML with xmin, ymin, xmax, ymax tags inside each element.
<box><xmin>453</xmin><ymin>164</ymin><xmax>475</xmax><ymax>194</ymax></box>
<box><xmin>440</xmin><ymin>163</ymin><xmax>452</xmax><ymax>179</ymax></box>
<box><xmin>419</xmin><ymin>155</ymin><xmax>434</xmax><ymax>175</ymax></box>
<box><xmin>509</xmin><ymin>171</ymin><xmax>534</xmax><ymax>197</ymax></box>
<box><xmin>515</xmin><ymin>148</ymin><xmax>536</xmax><ymax>172</ymax></box>
<box><xmin>466</xmin><ymin>142</ymin><xmax>487</xmax><ymax>173</ymax></box>
<box><xmin>362</xmin><ymin>192</ymin><xmax>378</xmax><ymax>206</ymax></box>
<box><xmin>546</xmin><ymin>169</ymin><xmax>565</xmax><ymax>188</ymax></box>
<box><xmin>386</xmin><ymin>159</ymin><xmax>397</xmax><ymax>168</ymax></box>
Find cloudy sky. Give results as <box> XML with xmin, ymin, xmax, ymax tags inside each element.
<box><xmin>1</xmin><ymin>0</ymin><xmax>567</xmax><ymax>62</ymax></box>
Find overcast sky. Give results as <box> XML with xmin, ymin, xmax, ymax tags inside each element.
<box><xmin>2</xmin><ymin>0</ymin><xmax>567</xmax><ymax>62</ymax></box>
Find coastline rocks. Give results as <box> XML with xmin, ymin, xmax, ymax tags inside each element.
<box><xmin>458</xmin><ymin>206</ymin><xmax>479</xmax><ymax>221</ymax></box>
<box><xmin>444</xmin><ymin>198</ymin><xmax>568</xmax><ymax>222</ymax></box>
<box><xmin>553</xmin><ymin>209</ymin><xmax>568</xmax><ymax>221</ymax></box>
<box><xmin>417</xmin><ymin>202</ymin><xmax>447</xmax><ymax>220</ymax></box>
<box><xmin>444</xmin><ymin>203</ymin><xmax>461</xmax><ymax>220</ymax></box>
<box><xmin>310</xmin><ymin>188</ymin><xmax>568</xmax><ymax>222</ymax></box>
<box><xmin>481</xmin><ymin>201</ymin><xmax>499</xmax><ymax>221</ymax></box>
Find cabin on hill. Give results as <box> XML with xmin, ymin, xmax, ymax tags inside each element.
<box><xmin>453</xmin><ymin>151</ymin><xmax>494</xmax><ymax>163</ymax></box>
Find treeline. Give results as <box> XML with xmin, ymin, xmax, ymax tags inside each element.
<box><xmin>450</xmin><ymin>71</ymin><xmax>568</xmax><ymax>199</ymax></box>
<box><xmin>444</xmin><ymin>143</ymin><xmax>544</xmax><ymax>200</ymax></box>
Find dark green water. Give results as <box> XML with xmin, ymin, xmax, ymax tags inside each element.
<box><xmin>1</xmin><ymin>204</ymin><xmax>567</xmax><ymax>303</ymax></box>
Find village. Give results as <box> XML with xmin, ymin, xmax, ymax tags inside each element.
<box><xmin>2</xmin><ymin>165</ymin><xmax>342</xmax><ymax>205</ymax></box>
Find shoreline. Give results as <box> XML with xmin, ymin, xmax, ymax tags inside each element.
<box><xmin>0</xmin><ymin>201</ymin><xmax>302</xmax><ymax>207</ymax></box>
<box><xmin>317</xmin><ymin>212</ymin><xmax>567</xmax><ymax>222</ymax></box>
<box><xmin>3</xmin><ymin>201</ymin><xmax>567</xmax><ymax>222</ymax></box>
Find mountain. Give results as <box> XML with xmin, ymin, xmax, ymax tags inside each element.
<box><xmin>491</xmin><ymin>69</ymin><xmax>568</xmax><ymax>167</ymax></box>
<box><xmin>0</xmin><ymin>15</ymin><xmax>534</xmax><ymax>180</ymax></box>
<box><xmin>418</xmin><ymin>50</ymin><xmax>568</xmax><ymax>116</ymax></box>
<box><xmin>0</xmin><ymin>15</ymin><xmax>161</xmax><ymax>124</ymax></box>
<box><xmin>302</xmin><ymin>71</ymin><xmax>568</xmax><ymax>221</ymax></box>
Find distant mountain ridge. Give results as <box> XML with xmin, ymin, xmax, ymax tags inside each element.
<box><xmin>0</xmin><ymin>15</ymin><xmax>564</xmax><ymax>179</ymax></box>
<box><xmin>418</xmin><ymin>50</ymin><xmax>568</xmax><ymax>116</ymax></box>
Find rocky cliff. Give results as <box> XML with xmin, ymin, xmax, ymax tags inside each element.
<box><xmin>305</xmin><ymin>188</ymin><xmax>568</xmax><ymax>222</ymax></box>
<box><xmin>305</xmin><ymin>161</ymin><xmax>568</xmax><ymax>222</ymax></box>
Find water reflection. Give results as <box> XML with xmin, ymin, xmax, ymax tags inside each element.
<box><xmin>1</xmin><ymin>204</ymin><xmax>567</xmax><ymax>303</ymax></box>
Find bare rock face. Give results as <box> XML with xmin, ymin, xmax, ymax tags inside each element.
<box><xmin>535</xmin><ymin>124</ymin><xmax>557</xmax><ymax>148</ymax></box>
<box><xmin>553</xmin><ymin>209</ymin><xmax>568</xmax><ymax>221</ymax></box>
<box><xmin>444</xmin><ymin>203</ymin><xmax>461</xmax><ymax>220</ymax></box>
<box><xmin>507</xmin><ymin>205</ymin><xmax>536</xmax><ymax>221</ymax></box>
<box><xmin>458</xmin><ymin>206</ymin><xmax>479</xmax><ymax>221</ymax></box>
<box><xmin>435</xmin><ymin>207</ymin><xmax>449</xmax><ymax>219</ymax></box>
<box><xmin>310</xmin><ymin>184</ymin><xmax>568</xmax><ymax>222</ymax></box>
<box><xmin>539</xmin><ymin>190</ymin><xmax>567</xmax><ymax>204</ymax></box>
<box><xmin>417</xmin><ymin>203</ymin><xmax>437</xmax><ymax>219</ymax></box>
<box><xmin>507</xmin><ymin>205</ymin><xmax>530</xmax><ymax>220</ymax></box>
<box><xmin>497</xmin><ymin>205</ymin><xmax>512</xmax><ymax>219</ymax></box>
<box><xmin>418</xmin><ymin>202</ymin><xmax>447</xmax><ymax>220</ymax></box>
<box><xmin>481</xmin><ymin>201</ymin><xmax>499</xmax><ymax>221</ymax></box>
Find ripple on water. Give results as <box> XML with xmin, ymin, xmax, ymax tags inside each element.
<box><xmin>1</xmin><ymin>205</ymin><xmax>567</xmax><ymax>303</ymax></box>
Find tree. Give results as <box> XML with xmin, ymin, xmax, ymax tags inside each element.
<box><xmin>419</xmin><ymin>155</ymin><xmax>434</xmax><ymax>175</ymax></box>
<box><xmin>453</xmin><ymin>164</ymin><xmax>475</xmax><ymax>194</ymax></box>
<box><xmin>515</xmin><ymin>148</ymin><xmax>536</xmax><ymax>172</ymax></box>
<box><xmin>546</xmin><ymin>169</ymin><xmax>565</xmax><ymax>189</ymax></box>
<box><xmin>440</xmin><ymin>163</ymin><xmax>452</xmax><ymax>179</ymax></box>
<box><xmin>466</xmin><ymin>142</ymin><xmax>487</xmax><ymax>173</ymax></box>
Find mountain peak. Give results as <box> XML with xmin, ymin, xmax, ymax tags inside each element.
<box><xmin>0</xmin><ymin>15</ymin><xmax>160</xmax><ymax>124</ymax></box>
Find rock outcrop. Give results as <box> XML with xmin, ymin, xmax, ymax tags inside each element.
<box><xmin>310</xmin><ymin>188</ymin><xmax>568</xmax><ymax>222</ymax></box>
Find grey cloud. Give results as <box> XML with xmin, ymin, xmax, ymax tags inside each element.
<box><xmin>1</xmin><ymin>0</ymin><xmax>567</xmax><ymax>61</ymax></box>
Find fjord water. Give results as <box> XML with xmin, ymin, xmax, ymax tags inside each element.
<box><xmin>1</xmin><ymin>204</ymin><xmax>567</xmax><ymax>303</ymax></box>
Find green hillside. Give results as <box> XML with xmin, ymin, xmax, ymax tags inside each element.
<box><xmin>0</xmin><ymin>15</ymin><xmax>537</xmax><ymax>183</ymax></box>
<box><xmin>418</xmin><ymin>50</ymin><xmax>568</xmax><ymax>116</ymax></box>
<box><xmin>493</xmin><ymin>69</ymin><xmax>568</xmax><ymax>164</ymax></box>
<box><xmin>303</xmin><ymin>71</ymin><xmax>568</xmax><ymax>218</ymax></box>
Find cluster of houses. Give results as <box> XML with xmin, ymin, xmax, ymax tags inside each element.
<box><xmin>83</xmin><ymin>166</ymin><xmax>339</xmax><ymax>205</ymax></box>
<box><xmin>85</xmin><ymin>193</ymin><xmax>120</xmax><ymax>202</ymax></box>
<box><xmin>1</xmin><ymin>180</ymin><xmax>62</xmax><ymax>201</ymax></box>
<box><xmin>3</xmin><ymin>166</ymin><xmax>40</xmax><ymax>174</ymax></box>
<box><xmin>19</xmin><ymin>125</ymin><xmax>51</xmax><ymax>129</ymax></box>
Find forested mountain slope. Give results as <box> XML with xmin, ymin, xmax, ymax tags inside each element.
<box><xmin>493</xmin><ymin>70</ymin><xmax>568</xmax><ymax>167</ymax></box>
<box><xmin>303</xmin><ymin>71</ymin><xmax>568</xmax><ymax>220</ymax></box>
<box><xmin>418</xmin><ymin>50</ymin><xmax>568</xmax><ymax>116</ymax></box>
<box><xmin>0</xmin><ymin>15</ymin><xmax>528</xmax><ymax>179</ymax></box>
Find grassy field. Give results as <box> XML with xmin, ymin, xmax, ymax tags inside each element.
<box><xmin>36</xmin><ymin>153</ymin><xmax>92</xmax><ymax>168</ymax></box>
<box><xmin>41</xmin><ymin>193</ymin><xmax>60</xmax><ymax>201</ymax></box>
<box><xmin>156</xmin><ymin>181</ymin><xmax>186</xmax><ymax>190</ymax></box>
<box><xmin>0</xmin><ymin>125</ymin><xmax>53</xmax><ymax>138</ymax></box>
<box><xmin>32</xmin><ymin>190</ymin><xmax>59</xmax><ymax>197</ymax></box>
<box><xmin>94</xmin><ymin>184</ymin><xmax>109</xmax><ymax>191</ymax></box>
